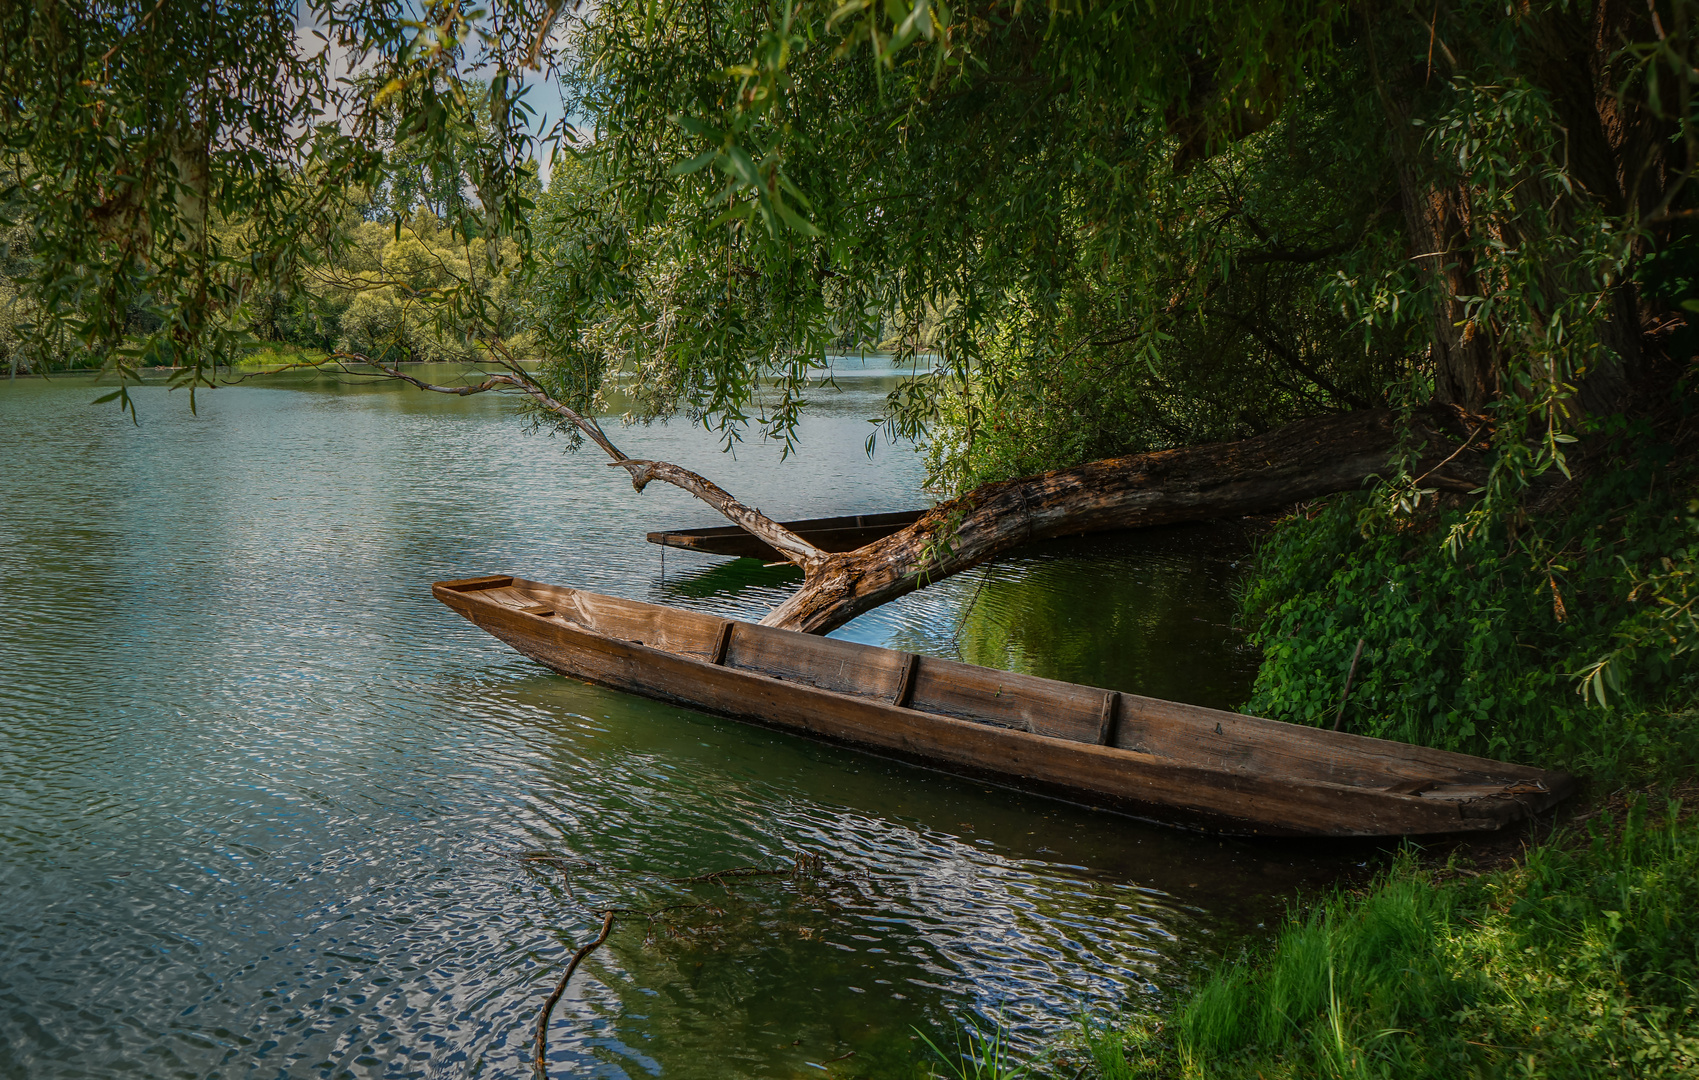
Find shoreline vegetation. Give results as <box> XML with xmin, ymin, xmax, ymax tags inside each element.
<box><xmin>979</xmin><ymin>409</ymin><xmax>1699</xmax><ymax>1078</ymax></box>
<box><xmin>2</xmin><ymin>346</ymin><xmax>930</xmax><ymax>380</ymax></box>
<box><xmin>984</xmin><ymin>415</ymin><xmax>1698</xmax><ymax>1080</ymax></box>
<box><xmin>3</xmin><ymin>345</ymin><xmax>324</xmax><ymax>378</ymax></box>
<box><xmin>5</xmin><ymin>2</ymin><xmax>1698</xmax><ymax>1076</ymax></box>
<box><xmin>1053</xmin><ymin>782</ymin><xmax>1699</xmax><ymax>1080</ymax></box>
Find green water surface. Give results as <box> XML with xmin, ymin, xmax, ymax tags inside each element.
<box><xmin>0</xmin><ymin>363</ymin><xmax>1358</xmax><ymax>1080</ymax></box>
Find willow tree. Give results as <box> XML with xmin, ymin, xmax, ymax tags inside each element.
<box><xmin>4</xmin><ymin>2</ymin><xmax>1695</xmax><ymax>642</ymax></box>
<box><xmin>0</xmin><ymin>0</ymin><xmax>556</xmax><ymax>398</ymax></box>
<box><xmin>521</xmin><ymin>0</ymin><xmax>1697</xmax><ymax>631</ymax></box>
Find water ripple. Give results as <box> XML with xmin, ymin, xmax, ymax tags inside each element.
<box><xmin>0</xmin><ymin>367</ymin><xmax>1358</xmax><ymax>1080</ymax></box>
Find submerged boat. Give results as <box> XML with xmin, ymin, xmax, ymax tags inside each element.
<box><xmin>434</xmin><ymin>574</ymin><xmax>1574</xmax><ymax>837</ymax></box>
<box><xmin>647</xmin><ymin>509</ymin><xmax>925</xmax><ymax>561</ymax></box>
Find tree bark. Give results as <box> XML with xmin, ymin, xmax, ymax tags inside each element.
<box><xmin>1375</xmin><ymin>1</ymin><xmax>1665</xmax><ymax>418</ymax></box>
<box><xmin>322</xmin><ymin>355</ymin><xmax>1482</xmax><ymax>640</ymax></box>
<box><xmin>320</xmin><ymin>351</ymin><xmax>832</xmax><ymax>571</ymax></box>
<box><xmin>760</xmin><ymin>406</ymin><xmax>1485</xmax><ymax>635</ymax></box>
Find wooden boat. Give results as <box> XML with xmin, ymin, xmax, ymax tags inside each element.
<box><xmin>647</xmin><ymin>509</ymin><xmax>925</xmax><ymax>561</ymax></box>
<box><xmin>434</xmin><ymin>574</ymin><xmax>1574</xmax><ymax>837</ymax></box>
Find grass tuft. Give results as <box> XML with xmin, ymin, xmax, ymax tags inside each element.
<box><xmin>1083</xmin><ymin>799</ymin><xmax>1699</xmax><ymax>1079</ymax></box>
<box><xmin>916</xmin><ymin>1021</ymin><xmax>1032</xmax><ymax>1080</ymax></box>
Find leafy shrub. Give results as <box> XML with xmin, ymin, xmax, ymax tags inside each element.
<box><xmin>1240</xmin><ymin>418</ymin><xmax>1699</xmax><ymax>779</ymax></box>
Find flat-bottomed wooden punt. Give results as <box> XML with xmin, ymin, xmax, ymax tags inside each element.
<box><xmin>647</xmin><ymin>510</ymin><xmax>925</xmax><ymax>561</ymax></box>
<box><xmin>434</xmin><ymin>574</ymin><xmax>1574</xmax><ymax>837</ymax></box>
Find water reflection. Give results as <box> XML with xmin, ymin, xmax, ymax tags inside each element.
<box><xmin>0</xmin><ymin>364</ymin><xmax>1357</xmax><ymax>1080</ymax></box>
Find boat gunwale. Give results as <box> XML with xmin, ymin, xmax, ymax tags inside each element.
<box><xmin>646</xmin><ymin>510</ymin><xmax>927</xmax><ymax>558</ymax></box>
<box><xmin>489</xmin><ymin>577</ymin><xmax>1561</xmax><ymax>782</ymax></box>
<box><xmin>432</xmin><ymin>575</ymin><xmax>1575</xmax><ymax>836</ymax></box>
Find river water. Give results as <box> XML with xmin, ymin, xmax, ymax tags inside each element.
<box><xmin>0</xmin><ymin>362</ymin><xmax>1358</xmax><ymax>1079</ymax></box>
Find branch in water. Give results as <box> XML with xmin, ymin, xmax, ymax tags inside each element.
<box><xmin>328</xmin><ymin>350</ymin><xmax>827</xmax><ymax>571</ymax></box>
<box><xmin>533</xmin><ymin>909</ymin><xmax>614</xmax><ymax>1076</ymax></box>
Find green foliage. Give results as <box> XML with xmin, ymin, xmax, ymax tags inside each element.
<box><xmin>0</xmin><ymin>217</ymin><xmax>80</xmax><ymax>375</ymax></box>
<box><xmin>236</xmin><ymin>344</ymin><xmax>328</xmax><ymax>370</ymax></box>
<box><xmin>312</xmin><ymin>208</ymin><xmax>532</xmax><ymax>366</ymax></box>
<box><xmin>519</xmin><ymin>148</ymin><xmax>836</xmax><ymax>446</ymax></box>
<box><xmin>917</xmin><ymin>1021</ymin><xmax>1032</xmax><ymax>1080</ymax></box>
<box><xmin>11</xmin><ymin>1</ymin><xmax>1699</xmax><ymax>479</ymax></box>
<box><xmin>1240</xmin><ymin>417</ymin><xmax>1699</xmax><ymax>779</ymax></box>
<box><xmin>0</xmin><ymin>0</ymin><xmax>560</xmax><ymax>408</ymax></box>
<box><xmin>546</xmin><ymin>0</ymin><xmax>1387</xmax><ymax>459</ymax></box>
<box><xmin>1079</xmin><ymin>1022</ymin><xmax>1148</xmax><ymax>1080</ymax></box>
<box><xmin>1102</xmin><ymin>802</ymin><xmax>1699</xmax><ymax>1079</ymax></box>
<box><xmin>521</xmin><ymin>1</ymin><xmax>1699</xmax><ymax>487</ymax></box>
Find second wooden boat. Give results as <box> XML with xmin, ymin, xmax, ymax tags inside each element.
<box><xmin>433</xmin><ymin>574</ymin><xmax>1574</xmax><ymax>837</ymax></box>
<box><xmin>647</xmin><ymin>509</ymin><xmax>925</xmax><ymax>561</ymax></box>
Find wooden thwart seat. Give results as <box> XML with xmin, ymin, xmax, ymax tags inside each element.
<box><xmin>431</xmin><ymin>574</ymin><xmax>1576</xmax><ymax>837</ymax></box>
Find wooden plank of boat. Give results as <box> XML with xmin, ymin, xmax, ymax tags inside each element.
<box><xmin>432</xmin><ymin>574</ymin><xmax>1576</xmax><ymax>838</ymax></box>
<box><xmin>646</xmin><ymin>509</ymin><xmax>926</xmax><ymax>561</ymax></box>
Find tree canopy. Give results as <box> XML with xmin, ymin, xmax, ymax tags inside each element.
<box><xmin>0</xmin><ymin>0</ymin><xmax>560</xmax><ymax>406</ymax></box>
<box><xmin>3</xmin><ymin>0</ymin><xmax>1696</xmax><ymax>753</ymax></box>
<box><xmin>539</xmin><ymin>1</ymin><xmax>1695</xmax><ymax>491</ymax></box>
<box><xmin>7</xmin><ymin>3</ymin><xmax>1693</xmax><ymax>461</ymax></box>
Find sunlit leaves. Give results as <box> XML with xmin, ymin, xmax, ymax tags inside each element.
<box><xmin>549</xmin><ymin>0</ymin><xmax>1375</xmax><ymax>463</ymax></box>
<box><xmin>0</xmin><ymin>0</ymin><xmax>567</xmax><ymax>400</ymax></box>
<box><xmin>662</xmin><ymin>7</ymin><xmax>822</xmax><ymax>240</ymax></box>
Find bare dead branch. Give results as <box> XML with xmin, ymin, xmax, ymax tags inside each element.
<box><xmin>534</xmin><ymin>909</ymin><xmax>614</xmax><ymax>1077</ymax></box>
<box><xmin>332</xmin><ymin>349</ymin><xmax>828</xmax><ymax>570</ymax></box>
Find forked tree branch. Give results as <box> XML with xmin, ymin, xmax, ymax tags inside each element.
<box><xmin>326</xmin><ymin>349</ymin><xmax>829</xmax><ymax>573</ymax></box>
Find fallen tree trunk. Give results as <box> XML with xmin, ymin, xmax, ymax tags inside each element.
<box><xmin>305</xmin><ymin>352</ymin><xmax>1483</xmax><ymax>637</ymax></box>
<box><xmin>760</xmin><ymin>406</ymin><xmax>1486</xmax><ymax>634</ymax></box>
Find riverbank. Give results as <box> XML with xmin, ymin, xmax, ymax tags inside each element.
<box><xmin>1006</xmin><ymin>411</ymin><xmax>1699</xmax><ymax>1080</ymax></box>
<box><xmin>1</xmin><ymin>344</ymin><xmax>331</xmax><ymax>379</ymax></box>
<box><xmin>1055</xmin><ymin>775</ymin><xmax>1697</xmax><ymax>1080</ymax></box>
<box><xmin>6</xmin><ymin>345</ymin><xmax>931</xmax><ymax>379</ymax></box>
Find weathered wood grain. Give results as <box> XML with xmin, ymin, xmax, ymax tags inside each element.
<box><xmin>433</xmin><ymin>575</ymin><xmax>1574</xmax><ymax>837</ymax></box>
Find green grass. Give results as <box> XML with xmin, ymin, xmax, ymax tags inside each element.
<box><xmin>1084</xmin><ymin>798</ymin><xmax>1699</xmax><ymax>1079</ymax></box>
<box><xmin>1038</xmin><ymin>415</ymin><xmax>1699</xmax><ymax>1080</ymax></box>
<box><xmin>917</xmin><ymin>1022</ymin><xmax>1034</xmax><ymax>1079</ymax></box>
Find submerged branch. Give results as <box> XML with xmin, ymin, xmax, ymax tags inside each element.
<box><xmin>533</xmin><ymin>909</ymin><xmax>615</xmax><ymax>1076</ymax></box>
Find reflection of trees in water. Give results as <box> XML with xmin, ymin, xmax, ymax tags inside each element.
<box><xmin>519</xmin><ymin>834</ymin><xmax>1192</xmax><ymax>1079</ymax></box>
<box><xmin>939</xmin><ymin>542</ymin><xmax>1259</xmax><ymax>712</ymax></box>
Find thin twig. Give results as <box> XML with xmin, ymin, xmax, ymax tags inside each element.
<box><xmin>1408</xmin><ymin>423</ymin><xmax>1486</xmax><ymax>490</ymax></box>
<box><xmin>1333</xmin><ymin>637</ymin><xmax>1367</xmax><ymax>731</ymax></box>
<box><xmin>948</xmin><ymin>560</ymin><xmax>996</xmax><ymax>648</ymax></box>
<box><xmin>534</xmin><ymin>910</ymin><xmax>615</xmax><ymax>1076</ymax></box>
